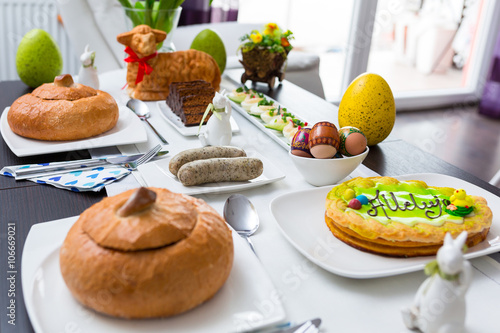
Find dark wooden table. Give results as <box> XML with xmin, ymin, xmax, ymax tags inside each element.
<box><xmin>1</xmin><ymin>79</ymin><xmax>499</xmax><ymax>333</ymax></box>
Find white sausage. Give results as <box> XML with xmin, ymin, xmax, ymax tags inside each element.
<box><xmin>169</xmin><ymin>146</ymin><xmax>246</xmax><ymax>175</ymax></box>
<box><xmin>177</xmin><ymin>157</ymin><xmax>263</xmax><ymax>186</ymax></box>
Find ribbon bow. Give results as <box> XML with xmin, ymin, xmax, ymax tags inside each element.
<box><xmin>124</xmin><ymin>46</ymin><xmax>157</xmax><ymax>85</ymax></box>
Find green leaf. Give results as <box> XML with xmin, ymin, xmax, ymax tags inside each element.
<box><xmin>198</xmin><ymin>103</ymin><xmax>214</xmax><ymax>134</ymax></box>
<box><xmin>119</xmin><ymin>0</ymin><xmax>143</xmax><ymax>26</ymax></box>
<box><xmin>145</xmin><ymin>0</ymin><xmax>155</xmax><ymax>10</ymax></box>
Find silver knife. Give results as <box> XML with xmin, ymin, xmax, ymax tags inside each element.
<box><xmin>271</xmin><ymin>318</ymin><xmax>321</xmax><ymax>333</ymax></box>
<box><xmin>13</xmin><ymin>150</ymin><xmax>168</xmax><ymax>180</ymax></box>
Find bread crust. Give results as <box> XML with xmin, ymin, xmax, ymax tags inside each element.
<box><xmin>59</xmin><ymin>188</ymin><xmax>234</xmax><ymax>318</ymax></box>
<box><xmin>325</xmin><ymin>177</ymin><xmax>492</xmax><ymax>257</ymax></box>
<box><xmin>7</xmin><ymin>83</ymin><xmax>119</xmax><ymax>141</ymax></box>
<box><xmin>125</xmin><ymin>50</ymin><xmax>221</xmax><ymax>101</ymax></box>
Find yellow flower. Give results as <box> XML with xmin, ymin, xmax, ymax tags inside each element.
<box><xmin>263</xmin><ymin>23</ymin><xmax>279</xmax><ymax>36</ymax></box>
<box><xmin>250</xmin><ymin>32</ymin><xmax>262</xmax><ymax>43</ymax></box>
<box><xmin>266</xmin><ymin>23</ymin><xmax>278</xmax><ymax>31</ymax></box>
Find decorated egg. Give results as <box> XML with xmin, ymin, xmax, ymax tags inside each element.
<box><xmin>308</xmin><ymin>122</ymin><xmax>340</xmax><ymax>159</ymax></box>
<box><xmin>338</xmin><ymin>73</ymin><xmax>395</xmax><ymax>146</ymax></box>
<box><xmin>339</xmin><ymin>126</ymin><xmax>367</xmax><ymax>156</ymax></box>
<box><xmin>291</xmin><ymin>127</ymin><xmax>312</xmax><ymax>158</ymax></box>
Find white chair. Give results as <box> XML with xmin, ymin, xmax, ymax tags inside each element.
<box><xmin>58</xmin><ymin>0</ymin><xmax>126</xmax><ymax>73</ymax></box>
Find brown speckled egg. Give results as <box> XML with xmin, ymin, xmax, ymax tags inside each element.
<box><xmin>339</xmin><ymin>126</ymin><xmax>367</xmax><ymax>156</ymax></box>
<box><xmin>308</xmin><ymin>122</ymin><xmax>340</xmax><ymax>159</ymax></box>
<box><xmin>291</xmin><ymin>128</ymin><xmax>312</xmax><ymax>158</ymax></box>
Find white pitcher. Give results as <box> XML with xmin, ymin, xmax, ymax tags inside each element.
<box><xmin>78</xmin><ymin>44</ymin><xmax>99</xmax><ymax>89</ymax></box>
<box><xmin>199</xmin><ymin>91</ymin><xmax>232</xmax><ymax>146</ymax></box>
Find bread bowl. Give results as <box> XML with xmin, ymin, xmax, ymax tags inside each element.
<box><xmin>59</xmin><ymin>187</ymin><xmax>234</xmax><ymax>318</ymax></box>
<box><xmin>7</xmin><ymin>74</ymin><xmax>118</xmax><ymax>141</ymax></box>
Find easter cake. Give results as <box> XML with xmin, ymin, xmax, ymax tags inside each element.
<box><xmin>325</xmin><ymin>177</ymin><xmax>492</xmax><ymax>257</ymax></box>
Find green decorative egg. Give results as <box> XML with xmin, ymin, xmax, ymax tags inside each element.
<box><xmin>16</xmin><ymin>29</ymin><xmax>63</xmax><ymax>88</ymax></box>
<box><xmin>190</xmin><ymin>29</ymin><xmax>227</xmax><ymax>74</ymax></box>
<box><xmin>338</xmin><ymin>73</ymin><xmax>395</xmax><ymax>146</ymax></box>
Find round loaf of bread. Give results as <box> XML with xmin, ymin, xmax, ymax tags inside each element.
<box><xmin>59</xmin><ymin>187</ymin><xmax>234</xmax><ymax>318</ymax></box>
<box><xmin>7</xmin><ymin>74</ymin><xmax>119</xmax><ymax>141</ymax></box>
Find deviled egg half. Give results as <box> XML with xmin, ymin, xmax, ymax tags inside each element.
<box><xmin>249</xmin><ymin>97</ymin><xmax>277</xmax><ymax>116</ymax></box>
<box><xmin>241</xmin><ymin>92</ymin><xmax>264</xmax><ymax>111</ymax></box>
<box><xmin>263</xmin><ymin>108</ymin><xmax>308</xmax><ymax>143</ymax></box>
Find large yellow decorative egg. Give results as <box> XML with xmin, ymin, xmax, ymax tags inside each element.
<box><xmin>338</xmin><ymin>73</ymin><xmax>395</xmax><ymax>146</ymax></box>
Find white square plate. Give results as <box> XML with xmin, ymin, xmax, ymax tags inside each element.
<box><xmin>1</xmin><ymin>106</ymin><xmax>147</xmax><ymax>157</ymax></box>
<box><xmin>22</xmin><ymin>216</ymin><xmax>286</xmax><ymax>333</ymax></box>
<box><xmin>137</xmin><ymin>151</ymin><xmax>285</xmax><ymax>195</ymax></box>
<box><xmin>157</xmin><ymin>102</ymin><xmax>240</xmax><ymax>136</ymax></box>
<box><xmin>270</xmin><ymin>173</ymin><xmax>500</xmax><ymax>279</ymax></box>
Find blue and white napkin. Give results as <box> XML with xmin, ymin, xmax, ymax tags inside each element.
<box><xmin>1</xmin><ymin>164</ymin><xmax>130</xmax><ymax>192</ymax></box>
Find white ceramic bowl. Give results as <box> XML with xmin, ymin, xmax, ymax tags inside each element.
<box><xmin>289</xmin><ymin>147</ymin><xmax>369</xmax><ymax>186</ymax></box>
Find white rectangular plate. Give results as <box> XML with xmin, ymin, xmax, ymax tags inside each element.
<box><xmin>270</xmin><ymin>173</ymin><xmax>500</xmax><ymax>279</ymax></box>
<box><xmin>137</xmin><ymin>151</ymin><xmax>285</xmax><ymax>195</ymax></box>
<box><xmin>1</xmin><ymin>106</ymin><xmax>147</xmax><ymax>157</ymax></box>
<box><xmin>22</xmin><ymin>216</ymin><xmax>286</xmax><ymax>333</ymax></box>
<box><xmin>229</xmin><ymin>96</ymin><xmax>307</xmax><ymax>150</ymax></box>
<box><xmin>157</xmin><ymin>102</ymin><xmax>240</xmax><ymax>136</ymax></box>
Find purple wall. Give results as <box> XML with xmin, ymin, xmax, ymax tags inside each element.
<box><xmin>478</xmin><ymin>28</ymin><xmax>500</xmax><ymax>118</ymax></box>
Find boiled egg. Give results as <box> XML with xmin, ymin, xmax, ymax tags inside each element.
<box><xmin>241</xmin><ymin>96</ymin><xmax>263</xmax><ymax>111</ymax></box>
<box><xmin>261</xmin><ymin>109</ymin><xmax>281</xmax><ymax>124</ymax></box>
<box><xmin>338</xmin><ymin>126</ymin><xmax>367</xmax><ymax>156</ymax></box>
<box><xmin>308</xmin><ymin>121</ymin><xmax>340</xmax><ymax>159</ymax></box>
<box><xmin>291</xmin><ymin>127</ymin><xmax>312</xmax><ymax>158</ymax></box>
<box><xmin>249</xmin><ymin>104</ymin><xmax>277</xmax><ymax>116</ymax></box>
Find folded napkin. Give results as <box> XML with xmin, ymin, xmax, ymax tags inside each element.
<box><xmin>1</xmin><ymin>164</ymin><xmax>130</xmax><ymax>192</ymax></box>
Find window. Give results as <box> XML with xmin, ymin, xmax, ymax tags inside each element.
<box><xmin>238</xmin><ymin>0</ymin><xmax>500</xmax><ymax>109</ymax></box>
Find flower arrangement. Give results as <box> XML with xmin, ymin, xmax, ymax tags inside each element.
<box><xmin>240</xmin><ymin>23</ymin><xmax>294</xmax><ymax>57</ymax></box>
<box><xmin>239</xmin><ymin>23</ymin><xmax>294</xmax><ymax>89</ymax></box>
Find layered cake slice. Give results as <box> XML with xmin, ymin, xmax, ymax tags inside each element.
<box><xmin>166</xmin><ymin>80</ymin><xmax>215</xmax><ymax>126</ymax></box>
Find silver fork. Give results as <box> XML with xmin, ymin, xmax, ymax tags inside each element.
<box><xmin>123</xmin><ymin>144</ymin><xmax>162</xmax><ymax>170</ymax></box>
<box><xmin>12</xmin><ymin>144</ymin><xmax>163</xmax><ymax>180</ymax></box>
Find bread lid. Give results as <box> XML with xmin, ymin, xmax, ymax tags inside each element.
<box><xmin>31</xmin><ymin>74</ymin><xmax>97</xmax><ymax>101</ymax></box>
<box><xmin>81</xmin><ymin>188</ymin><xmax>198</xmax><ymax>251</ymax></box>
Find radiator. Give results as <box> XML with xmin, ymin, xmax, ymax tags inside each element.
<box><xmin>0</xmin><ymin>0</ymin><xmax>79</xmax><ymax>81</ymax></box>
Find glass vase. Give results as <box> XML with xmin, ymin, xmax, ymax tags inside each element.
<box><xmin>123</xmin><ymin>6</ymin><xmax>182</xmax><ymax>53</ymax></box>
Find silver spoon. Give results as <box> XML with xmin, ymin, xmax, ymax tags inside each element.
<box><xmin>126</xmin><ymin>98</ymin><xmax>168</xmax><ymax>144</ymax></box>
<box><xmin>224</xmin><ymin>194</ymin><xmax>260</xmax><ymax>256</ymax></box>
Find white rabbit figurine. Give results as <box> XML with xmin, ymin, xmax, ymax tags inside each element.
<box><xmin>78</xmin><ymin>44</ymin><xmax>99</xmax><ymax>89</ymax></box>
<box><xmin>402</xmin><ymin>231</ymin><xmax>472</xmax><ymax>333</ymax></box>
<box><xmin>199</xmin><ymin>91</ymin><xmax>232</xmax><ymax>146</ymax></box>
